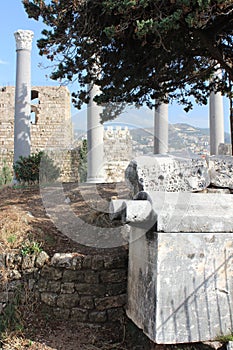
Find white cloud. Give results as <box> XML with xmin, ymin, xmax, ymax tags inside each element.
<box><xmin>0</xmin><ymin>59</ymin><xmax>8</xmax><ymax>65</ymax></box>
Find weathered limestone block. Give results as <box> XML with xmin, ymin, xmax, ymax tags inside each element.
<box><xmin>22</xmin><ymin>255</ymin><xmax>36</xmax><ymax>270</ymax></box>
<box><xmin>35</xmin><ymin>251</ymin><xmax>49</xmax><ymax>268</ymax></box>
<box><xmin>95</xmin><ymin>294</ymin><xmax>126</xmax><ymax>311</ymax></box>
<box><xmin>40</xmin><ymin>266</ymin><xmax>63</xmax><ymax>280</ymax></box>
<box><xmin>57</xmin><ymin>294</ymin><xmax>80</xmax><ymax>308</ymax></box>
<box><xmin>62</xmin><ymin>270</ymin><xmax>84</xmax><ymax>283</ymax></box>
<box><xmin>149</xmin><ymin>192</ymin><xmax>233</xmax><ymax>233</ymax></box>
<box><xmin>125</xmin><ymin>155</ymin><xmax>210</xmax><ymax>196</ymax></box>
<box><xmin>51</xmin><ymin>253</ymin><xmax>83</xmax><ymax>270</ymax></box>
<box><xmin>208</xmin><ymin>155</ymin><xmax>233</xmax><ymax>189</ymax></box>
<box><xmin>127</xmin><ymin>229</ymin><xmax>233</xmax><ymax>344</ymax></box>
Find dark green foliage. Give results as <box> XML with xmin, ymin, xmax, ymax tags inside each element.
<box><xmin>78</xmin><ymin>139</ymin><xmax>87</xmax><ymax>183</ymax></box>
<box><xmin>13</xmin><ymin>151</ymin><xmax>60</xmax><ymax>184</ymax></box>
<box><xmin>0</xmin><ymin>159</ymin><xmax>13</xmax><ymax>186</ymax></box>
<box><xmin>23</xmin><ymin>0</ymin><xmax>233</xmax><ymax>115</ymax></box>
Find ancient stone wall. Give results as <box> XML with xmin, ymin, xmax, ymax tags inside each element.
<box><xmin>0</xmin><ymin>249</ymin><xmax>128</xmax><ymax>333</ymax></box>
<box><xmin>104</xmin><ymin>126</ymin><xmax>133</xmax><ymax>182</ymax></box>
<box><xmin>0</xmin><ymin>86</ymin><xmax>77</xmax><ymax>182</ymax></box>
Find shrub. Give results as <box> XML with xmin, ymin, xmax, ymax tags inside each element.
<box><xmin>13</xmin><ymin>151</ymin><xmax>60</xmax><ymax>184</ymax></box>
<box><xmin>0</xmin><ymin>159</ymin><xmax>13</xmax><ymax>186</ymax></box>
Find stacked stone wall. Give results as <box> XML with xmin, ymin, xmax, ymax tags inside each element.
<box><xmin>0</xmin><ymin>86</ymin><xmax>77</xmax><ymax>182</ymax></box>
<box><xmin>0</xmin><ymin>249</ymin><xmax>128</xmax><ymax>331</ymax></box>
<box><xmin>104</xmin><ymin>126</ymin><xmax>133</xmax><ymax>182</ymax></box>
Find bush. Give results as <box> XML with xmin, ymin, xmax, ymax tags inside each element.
<box><xmin>13</xmin><ymin>151</ymin><xmax>60</xmax><ymax>184</ymax></box>
<box><xmin>0</xmin><ymin>159</ymin><xmax>13</xmax><ymax>186</ymax></box>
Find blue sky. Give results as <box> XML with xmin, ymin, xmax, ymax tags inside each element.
<box><xmin>0</xmin><ymin>0</ymin><xmax>231</xmax><ymax>132</ymax></box>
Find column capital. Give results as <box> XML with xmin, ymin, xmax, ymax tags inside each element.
<box><xmin>14</xmin><ymin>30</ymin><xmax>34</xmax><ymax>51</ymax></box>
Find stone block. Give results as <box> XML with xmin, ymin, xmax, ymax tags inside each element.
<box><xmin>35</xmin><ymin>251</ymin><xmax>49</xmax><ymax>268</ymax></box>
<box><xmin>80</xmin><ymin>296</ymin><xmax>94</xmax><ymax>310</ymax></box>
<box><xmin>127</xmin><ymin>229</ymin><xmax>233</xmax><ymax>344</ymax></box>
<box><xmin>62</xmin><ymin>270</ymin><xmax>84</xmax><ymax>283</ymax></box>
<box><xmin>208</xmin><ymin>155</ymin><xmax>233</xmax><ymax>189</ymax></box>
<box><xmin>41</xmin><ymin>292</ymin><xmax>57</xmax><ymax>306</ymax></box>
<box><xmin>149</xmin><ymin>192</ymin><xmax>233</xmax><ymax>233</ymax></box>
<box><xmin>46</xmin><ymin>281</ymin><xmax>61</xmax><ymax>293</ymax></box>
<box><xmin>22</xmin><ymin>255</ymin><xmax>36</xmax><ymax>270</ymax></box>
<box><xmin>51</xmin><ymin>253</ymin><xmax>83</xmax><ymax>270</ymax></box>
<box><xmin>84</xmin><ymin>270</ymin><xmax>100</xmax><ymax>284</ymax></box>
<box><xmin>57</xmin><ymin>294</ymin><xmax>80</xmax><ymax>308</ymax></box>
<box><xmin>125</xmin><ymin>155</ymin><xmax>210</xmax><ymax>196</ymax></box>
<box><xmin>95</xmin><ymin>294</ymin><xmax>126</xmax><ymax>311</ymax></box>
<box><xmin>61</xmin><ymin>282</ymin><xmax>75</xmax><ymax>294</ymax></box>
<box><xmin>100</xmin><ymin>269</ymin><xmax>127</xmax><ymax>283</ymax></box>
<box><xmin>103</xmin><ymin>254</ymin><xmax>128</xmax><ymax>269</ymax></box>
<box><xmin>41</xmin><ymin>266</ymin><xmax>63</xmax><ymax>280</ymax></box>
<box><xmin>75</xmin><ymin>283</ymin><xmax>106</xmax><ymax>297</ymax></box>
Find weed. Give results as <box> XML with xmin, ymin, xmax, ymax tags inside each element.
<box><xmin>0</xmin><ymin>159</ymin><xmax>13</xmax><ymax>187</ymax></box>
<box><xmin>21</xmin><ymin>240</ymin><xmax>42</xmax><ymax>256</ymax></box>
<box><xmin>7</xmin><ymin>235</ymin><xmax>17</xmax><ymax>245</ymax></box>
<box><xmin>215</xmin><ymin>333</ymin><xmax>233</xmax><ymax>343</ymax></box>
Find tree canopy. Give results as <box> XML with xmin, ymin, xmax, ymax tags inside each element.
<box><xmin>23</xmin><ymin>0</ymin><xmax>233</xmax><ymax>120</ymax></box>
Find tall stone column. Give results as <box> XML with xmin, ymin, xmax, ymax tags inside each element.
<box><xmin>14</xmin><ymin>29</ymin><xmax>34</xmax><ymax>164</ymax></box>
<box><xmin>209</xmin><ymin>71</ymin><xmax>225</xmax><ymax>155</ymax></box>
<box><xmin>87</xmin><ymin>84</ymin><xmax>105</xmax><ymax>183</ymax></box>
<box><xmin>154</xmin><ymin>102</ymin><xmax>169</xmax><ymax>154</ymax></box>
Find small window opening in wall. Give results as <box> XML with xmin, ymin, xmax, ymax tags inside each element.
<box><xmin>31</xmin><ymin>111</ymin><xmax>36</xmax><ymax>124</ymax></box>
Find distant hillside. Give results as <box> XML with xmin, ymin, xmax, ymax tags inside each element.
<box><xmin>74</xmin><ymin>123</ymin><xmax>231</xmax><ymax>148</ymax></box>
<box><xmin>130</xmin><ymin>123</ymin><xmax>230</xmax><ymax>146</ymax></box>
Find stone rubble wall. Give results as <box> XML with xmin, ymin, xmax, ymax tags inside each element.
<box><xmin>0</xmin><ymin>249</ymin><xmax>128</xmax><ymax>327</ymax></box>
<box><xmin>104</xmin><ymin>126</ymin><xmax>133</xmax><ymax>182</ymax></box>
<box><xmin>0</xmin><ymin>87</ymin><xmax>134</xmax><ymax>183</ymax></box>
<box><xmin>0</xmin><ymin>86</ymin><xmax>77</xmax><ymax>182</ymax></box>
<box><xmin>45</xmin><ymin>149</ymin><xmax>80</xmax><ymax>183</ymax></box>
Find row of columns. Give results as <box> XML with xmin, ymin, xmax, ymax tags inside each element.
<box><xmin>154</xmin><ymin>89</ymin><xmax>225</xmax><ymax>155</ymax></box>
<box><xmin>13</xmin><ymin>29</ymin><xmax>226</xmax><ymax>184</ymax></box>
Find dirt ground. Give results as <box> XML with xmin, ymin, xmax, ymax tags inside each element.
<box><xmin>0</xmin><ymin>183</ymin><xmax>227</xmax><ymax>350</ymax></box>
<box><xmin>0</xmin><ymin>182</ymin><xmax>153</xmax><ymax>350</ymax></box>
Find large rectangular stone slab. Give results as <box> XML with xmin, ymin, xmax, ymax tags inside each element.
<box><xmin>125</xmin><ymin>155</ymin><xmax>210</xmax><ymax>196</ymax></box>
<box><xmin>149</xmin><ymin>192</ymin><xmax>233</xmax><ymax>232</ymax></box>
<box><xmin>127</xmin><ymin>230</ymin><xmax>233</xmax><ymax>344</ymax></box>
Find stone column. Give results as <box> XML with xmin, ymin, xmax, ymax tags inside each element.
<box><xmin>154</xmin><ymin>102</ymin><xmax>169</xmax><ymax>154</ymax></box>
<box><xmin>14</xmin><ymin>29</ymin><xmax>34</xmax><ymax>164</ymax></box>
<box><xmin>209</xmin><ymin>71</ymin><xmax>225</xmax><ymax>155</ymax></box>
<box><xmin>87</xmin><ymin>84</ymin><xmax>105</xmax><ymax>183</ymax></box>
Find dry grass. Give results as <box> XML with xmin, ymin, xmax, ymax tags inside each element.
<box><xmin>0</xmin><ymin>207</ymin><xmax>34</xmax><ymax>252</ymax></box>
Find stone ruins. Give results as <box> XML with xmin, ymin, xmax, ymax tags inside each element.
<box><xmin>110</xmin><ymin>153</ymin><xmax>233</xmax><ymax>344</ymax></box>
<box><xmin>0</xmin><ymin>85</ymin><xmax>133</xmax><ymax>182</ymax></box>
<box><xmin>0</xmin><ymin>29</ymin><xmax>133</xmax><ymax>183</ymax></box>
